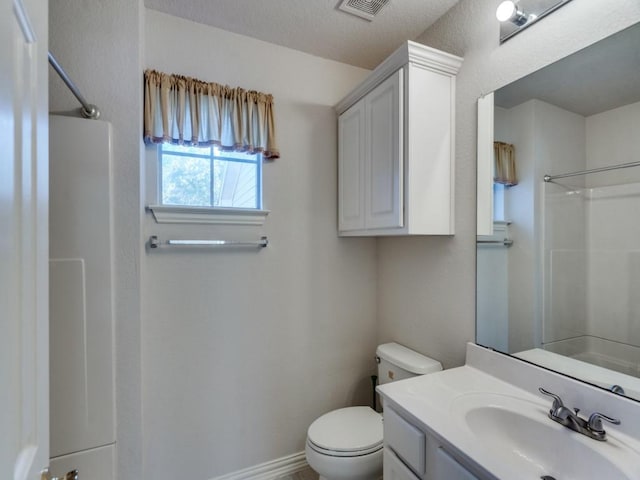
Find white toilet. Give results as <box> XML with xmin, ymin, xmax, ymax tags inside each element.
<box><xmin>305</xmin><ymin>342</ymin><xmax>442</xmax><ymax>480</ymax></box>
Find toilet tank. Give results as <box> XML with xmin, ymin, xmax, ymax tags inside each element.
<box><xmin>376</xmin><ymin>343</ymin><xmax>442</xmax><ymax>385</ymax></box>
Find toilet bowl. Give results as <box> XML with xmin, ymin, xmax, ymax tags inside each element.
<box><xmin>305</xmin><ymin>343</ymin><xmax>442</xmax><ymax>480</ymax></box>
<box><xmin>305</xmin><ymin>407</ymin><xmax>383</xmax><ymax>480</ymax></box>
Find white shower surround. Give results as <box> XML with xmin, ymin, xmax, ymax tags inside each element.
<box><xmin>544</xmin><ymin>165</ymin><xmax>640</xmax><ymax>378</ymax></box>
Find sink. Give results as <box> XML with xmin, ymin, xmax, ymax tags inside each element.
<box><xmin>451</xmin><ymin>392</ymin><xmax>640</xmax><ymax>480</ymax></box>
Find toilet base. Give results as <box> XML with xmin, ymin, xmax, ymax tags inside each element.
<box><xmin>305</xmin><ymin>440</ymin><xmax>383</xmax><ymax>480</ymax></box>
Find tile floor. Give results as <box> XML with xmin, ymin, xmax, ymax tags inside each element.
<box><xmin>278</xmin><ymin>466</ymin><xmax>318</xmax><ymax>480</ymax></box>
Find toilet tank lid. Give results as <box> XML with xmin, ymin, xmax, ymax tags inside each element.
<box><xmin>376</xmin><ymin>343</ymin><xmax>443</xmax><ymax>374</ymax></box>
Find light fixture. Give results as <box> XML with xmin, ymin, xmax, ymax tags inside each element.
<box><xmin>496</xmin><ymin>1</ymin><xmax>528</xmax><ymax>26</ymax></box>
<box><xmin>496</xmin><ymin>0</ymin><xmax>574</xmax><ymax>44</ymax></box>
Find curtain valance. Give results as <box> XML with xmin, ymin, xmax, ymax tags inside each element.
<box><xmin>494</xmin><ymin>141</ymin><xmax>517</xmax><ymax>186</ymax></box>
<box><xmin>143</xmin><ymin>69</ymin><xmax>279</xmax><ymax>159</ymax></box>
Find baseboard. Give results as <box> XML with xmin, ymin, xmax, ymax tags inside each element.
<box><xmin>212</xmin><ymin>451</ymin><xmax>309</xmax><ymax>480</ymax></box>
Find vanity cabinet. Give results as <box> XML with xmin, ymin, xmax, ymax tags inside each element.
<box><xmin>336</xmin><ymin>41</ymin><xmax>462</xmax><ymax>236</ymax></box>
<box><xmin>383</xmin><ymin>405</ymin><xmax>481</xmax><ymax>480</ymax></box>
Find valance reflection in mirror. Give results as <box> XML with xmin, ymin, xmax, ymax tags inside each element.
<box><xmin>477</xmin><ymin>22</ymin><xmax>640</xmax><ymax>401</ymax></box>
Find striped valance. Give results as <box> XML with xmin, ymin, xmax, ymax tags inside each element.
<box><xmin>494</xmin><ymin>141</ymin><xmax>517</xmax><ymax>186</ymax></box>
<box><xmin>143</xmin><ymin>69</ymin><xmax>279</xmax><ymax>159</ymax></box>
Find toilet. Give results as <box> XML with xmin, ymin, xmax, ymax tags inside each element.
<box><xmin>305</xmin><ymin>342</ymin><xmax>442</xmax><ymax>480</ymax></box>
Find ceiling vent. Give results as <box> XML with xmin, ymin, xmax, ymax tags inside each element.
<box><xmin>337</xmin><ymin>0</ymin><xmax>390</xmax><ymax>21</ymax></box>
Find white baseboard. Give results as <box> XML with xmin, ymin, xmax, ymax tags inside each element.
<box><xmin>212</xmin><ymin>451</ymin><xmax>309</xmax><ymax>480</ymax></box>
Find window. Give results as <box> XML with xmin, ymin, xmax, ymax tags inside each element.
<box><xmin>159</xmin><ymin>143</ymin><xmax>262</xmax><ymax>209</ymax></box>
<box><xmin>493</xmin><ymin>182</ymin><xmax>505</xmax><ymax>221</ymax></box>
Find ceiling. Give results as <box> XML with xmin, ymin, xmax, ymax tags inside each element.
<box><xmin>144</xmin><ymin>0</ymin><xmax>460</xmax><ymax>69</ymax></box>
<box><xmin>495</xmin><ymin>22</ymin><xmax>640</xmax><ymax>117</ymax></box>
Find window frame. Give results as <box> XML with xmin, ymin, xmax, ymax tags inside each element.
<box><xmin>146</xmin><ymin>144</ymin><xmax>269</xmax><ymax>226</ymax></box>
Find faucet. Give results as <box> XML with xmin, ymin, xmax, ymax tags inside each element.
<box><xmin>538</xmin><ymin>388</ymin><xmax>620</xmax><ymax>441</ymax></box>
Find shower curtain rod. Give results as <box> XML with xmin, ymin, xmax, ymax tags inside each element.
<box><xmin>48</xmin><ymin>52</ymin><xmax>100</xmax><ymax>119</ymax></box>
<box><xmin>544</xmin><ymin>160</ymin><xmax>640</xmax><ymax>182</ymax></box>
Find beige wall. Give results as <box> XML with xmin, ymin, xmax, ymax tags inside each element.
<box><xmin>142</xmin><ymin>10</ymin><xmax>376</xmax><ymax>479</ymax></box>
<box><xmin>377</xmin><ymin>0</ymin><xmax>640</xmax><ymax>369</ymax></box>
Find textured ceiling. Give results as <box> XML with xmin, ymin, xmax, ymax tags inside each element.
<box><xmin>144</xmin><ymin>0</ymin><xmax>460</xmax><ymax>69</ymax></box>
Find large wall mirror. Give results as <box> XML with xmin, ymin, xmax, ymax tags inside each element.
<box><xmin>476</xmin><ymin>21</ymin><xmax>640</xmax><ymax>401</ymax></box>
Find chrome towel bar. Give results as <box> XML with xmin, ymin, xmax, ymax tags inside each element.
<box><xmin>149</xmin><ymin>235</ymin><xmax>268</xmax><ymax>249</ymax></box>
<box><xmin>477</xmin><ymin>239</ymin><xmax>513</xmax><ymax>247</ymax></box>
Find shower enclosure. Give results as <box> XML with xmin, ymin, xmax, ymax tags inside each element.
<box><xmin>543</xmin><ymin>177</ymin><xmax>640</xmax><ymax>380</ymax></box>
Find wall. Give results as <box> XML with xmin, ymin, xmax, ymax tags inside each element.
<box><xmin>376</xmin><ymin>0</ymin><xmax>640</xmax><ymax>369</ymax></box>
<box><xmin>476</xmin><ymin>229</ymin><xmax>509</xmax><ymax>351</ymax></box>
<box><xmin>501</xmin><ymin>101</ymin><xmax>537</xmax><ymax>352</ymax></box>
<box><xmin>488</xmin><ymin>101</ymin><xmax>585</xmax><ymax>353</ymax></box>
<box><xmin>143</xmin><ymin>10</ymin><xmax>376</xmax><ymax>479</ymax></box>
<box><xmin>49</xmin><ymin>2</ymin><xmax>144</xmax><ymax>479</ymax></box>
<box><xmin>586</xmin><ymin>100</ymin><xmax>640</xmax><ymax>185</ymax></box>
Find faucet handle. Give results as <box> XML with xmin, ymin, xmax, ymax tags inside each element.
<box><xmin>588</xmin><ymin>412</ymin><xmax>621</xmax><ymax>433</ymax></box>
<box><xmin>539</xmin><ymin>387</ymin><xmax>564</xmax><ymax>412</ymax></box>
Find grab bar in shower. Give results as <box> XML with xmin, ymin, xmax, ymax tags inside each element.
<box><xmin>148</xmin><ymin>235</ymin><xmax>268</xmax><ymax>250</ymax></box>
<box><xmin>477</xmin><ymin>239</ymin><xmax>513</xmax><ymax>247</ymax></box>
<box><xmin>48</xmin><ymin>52</ymin><xmax>100</xmax><ymax>119</ymax></box>
<box><xmin>544</xmin><ymin>160</ymin><xmax>640</xmax><ymax>182</ymax></box>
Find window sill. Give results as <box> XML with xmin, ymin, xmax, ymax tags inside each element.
<box><xmin>147</xmin><ymin>205</ymin><xmax>269</xmax><ymax>226</ymax></box>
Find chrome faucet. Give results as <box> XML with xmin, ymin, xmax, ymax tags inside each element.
<box><xmin>539</xmin><ymin>387</ymin><xmax>620</xmax><ymax>441</ymax></box>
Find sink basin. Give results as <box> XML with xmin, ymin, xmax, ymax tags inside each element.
<box><xmin>451</xmin><ymin>392</ymin><xmax>640</xmax><ymax>480</ymax></box>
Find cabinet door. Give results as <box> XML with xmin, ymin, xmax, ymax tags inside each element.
<box><xmin>384</xmin><ymin>449</ymin><xmax>421</xmax><ymax>480</ymax></box>
<box><xmin>431</xmin><ymin>447</ymin><xmax>480</xmax><ymax>480</ymax></box>
<box><xmin>365</xmin><ymin>69</ymin><xmax>403</xmax><ymax>229</ymax></box>
<box><xmin>338</xmin><ymin>99</ymin><xmax>366</xmax><ymax>231</ymax></box>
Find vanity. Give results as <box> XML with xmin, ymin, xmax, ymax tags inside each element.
<box><xmin>375</xmin><ymin>17</ymin><xmax>640</xmax><ymax>480</ymax></box>
<box><xmin>377</xmin><ymin>343</ymin><xmax>640</xmax><ymax>480</ymax></box>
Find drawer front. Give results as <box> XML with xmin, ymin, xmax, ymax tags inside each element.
<box><xmin>384</xmin><ymin>449</ymin><xmax>421</xmax><ymax>480</ymax></box>
<box><xmin>384</xmin><ymin>406</ymin><xmax>425</xmax><ymax>475</ymax></box>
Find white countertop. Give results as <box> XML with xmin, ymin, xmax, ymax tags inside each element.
<box><xmin>377</xmin><ymin>344</ymin><xmax>640</xmax><ymax>480</ymax></box>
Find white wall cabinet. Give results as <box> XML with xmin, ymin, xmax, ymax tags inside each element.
<box><xmin>337</xmin><ymin>41</ymin><xmax>463</xmax><ymax>236</ymax></box>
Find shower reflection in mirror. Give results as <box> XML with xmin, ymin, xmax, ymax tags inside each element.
<box><xmin>476</xmin><ymin>21</ymin><xmax>640</xmax><ymax>401</ymax></box>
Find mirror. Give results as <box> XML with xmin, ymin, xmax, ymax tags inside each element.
<box><xmin>476</xmin><ymin>22</ymin><xmax>640</xmax><ymax>401</ymax></box>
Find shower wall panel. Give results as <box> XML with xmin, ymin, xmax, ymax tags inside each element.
<box><xmin>49</xmin><ymin>115</ymin><xmax>115</xmax><ymax>479</ymax></box>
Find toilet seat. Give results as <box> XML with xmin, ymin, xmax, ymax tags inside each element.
<box><xmin>307</xmin><ymin>407</ymin><xmax>383</xmax><ymax>457</ymax></box>
<box><xmin>307</xmin><ymin>438</ymin><xmax>382</xmax><ymax>457</ymax></box>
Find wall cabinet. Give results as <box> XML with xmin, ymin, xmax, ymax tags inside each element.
<box><xmin>337</xmin><ymin>41</ymin><xmax>463</xmax><ymax>236</ymax></box>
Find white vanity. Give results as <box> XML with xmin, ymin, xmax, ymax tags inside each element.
<box><xmin>377</xmin><ymin>343</ymin><xmax>640</xmax><ymax>480</ymax></box>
